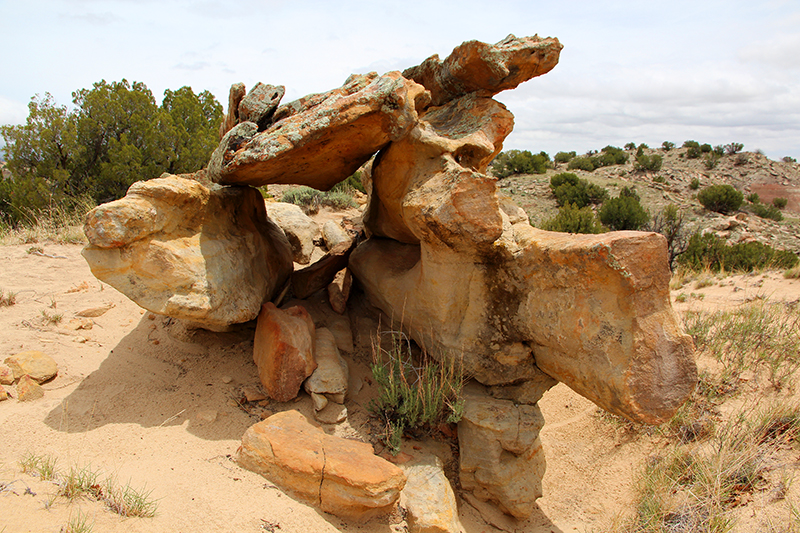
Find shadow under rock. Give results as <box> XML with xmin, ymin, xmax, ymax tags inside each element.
<box><xmin>44</xmin><ymin>314</ymin><xmax>266</xmax><ymax>441</ymax></box>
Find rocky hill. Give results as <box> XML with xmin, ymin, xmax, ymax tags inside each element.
<box><xmin>498</xmin><ymin>147</ymin><xmax>800</xmax><ymax>255</ymax></box>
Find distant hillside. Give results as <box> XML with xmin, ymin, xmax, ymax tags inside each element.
<box><xmin>496</xmin><ymin>146</ymin><xmax>800</xmax><ymax>255</ymax></box>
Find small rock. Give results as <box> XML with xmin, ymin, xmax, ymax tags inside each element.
<box><xmin>0</xmin><ymin>363</ymin><xmax>14</xmax><ymax>385</ymax></box>
<box><xmin>0</xmin><ymin>387</ymin><xmax>7</xmax><ymax>401</ymax></box>
<box><xmin>311</xmin><ymin>392</ymin><xmax>328</xmax><ymax>412</ymax></box>
<box><xmin>196</xmin><ymin>409</ymin><xmax>218</xmax><ymax>423</ymax></box>
<box><xmin>243</xmin><ymin>387</ymin><xmax>268</xmax><ymax>403</ymax></box>
<box><xmin>321</xmin><ymin>220</ymin><xmax>352</xmax><ymax>250</ymax></box>
<box><xmin>327</xmin><ymin>268</ymin><xmax>352</xmax><ymax>315</ymax></box>
<box><xmin>17</xmin><ymin>375</ymin><xmax>44</xmax><ymax>401</ymax></box>
<box><xmin>65</xmin><ymin>318</ymin><xmax>94</xmax><ymax>331</ymax></box>
<box><xmin>314</xmin><ymin>402</ymin><xmax>347</xmax><ymax>424</ymax></box>
<box><xmin>221</xmin><ymin>375</ymin><xmax>233</xmax><ymax>384</ymax></box>
<box><xmin>304</xmin><ymin>328</ymin><xmax>348</xmax><ymax>399</ymax></box>
<box><xmin>76</xmin><ymin>304</ymin><xmax>114</xmax><ymax>317</ymax></box>
<box><xmin>401</xmin><ymin>455</ymin><xmax>465</xmax><ymax>533</ymax></box>
<box><xmin>5</xmin><ymin>351</ymin><xmax>58</xmax><ymax>383</ymax></box>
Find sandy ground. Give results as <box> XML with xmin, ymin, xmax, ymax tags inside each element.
<box><xmin>1</xmin><ymin>242</ymin><xmax>799</xmax><ymax>532</ymax></box>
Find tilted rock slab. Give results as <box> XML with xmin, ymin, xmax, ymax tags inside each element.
<box><xmin>208</xmin><ymin>71</ymin><xmax>429</xmax><ymax>191</ymax></box>
<box><xmin>238</xmin><ymin>410</ymin><xmax>406</xmax><ymax>521</ymax></box>
<box><xmin>458</xmin><ymin>384</ymin><xmax>546</xmax><ymax>520</ymax></box>
<box><xmin>353</xmin><ymin>89</ymin><xmax>695</xmax><ymax>424</ymax></box>
<box><xmin>253</xmin><ymin>303</ymin><xmax>317</xmax><ymax>402</ymax></box>
<box><xmin>82</xmin><ymin>174</ymin><xmax>293</xmax><ymax>331</ymax></box>
<box><xmin>400</xmin><ymin>454</ymin><xmax>465</xmax><ymax>533</ymax></box>
<box><xmin>403</xmin><ymin>34</ymin><xmax>563</xmax><ymax>107</ymax></box>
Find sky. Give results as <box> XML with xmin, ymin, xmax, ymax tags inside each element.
<box><xmin>1</xmin><ymin>0</ymin><xmax>799</xmax><ymax>160</ymax></box>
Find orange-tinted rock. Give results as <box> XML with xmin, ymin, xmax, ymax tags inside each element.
<box><xmin>82</xmin><ymin>174</ymin><xmax>293</xmax><ymax>331</ymax></box>
<box><xmin>237</xmin><ymin>410</ymin><xmax>406</xmax><ymax>520</ymax></box>
<box><xmin>403</xmin><ymin>34</ymin><xmax>563</xmax><ymax>107</ymax></box>
<box><xmin>238</xmin><ymin>83</ymin><xmax>284</xmax><ymax>131</ymax></box>
<box><xmin>219</xmin><ymin>82</ymin><xmax>246</xmax><ymax>139</ymax></box>
<box><xmin>16</xmin><ymin>374</ymin><xmax>44</xmax><ymax>401</ymax></box>
<box><xmin>253</xmin><ymin>303</ymin><xmax>316</xmax><ymax>402</ymax></box>
<box><xmin>0</xmin><ymin>363</ymin><xmax>14</xmax><ymax>385</ymax></box>
<box><xmin>208</xmin><ymin>72</ymin><xmax>429</xmax><ymax>191</ymax></box>
<box><xmin>5</xmin><ymin>351</ymin><xmax>57</xmax><ymax>383</ymax></box>
<box><xmin>327</xmin><ymin>268</ymin><xmax>352</xmax><ymax>315</ymax></box>
<box><xmin>292</xmin><ymin>240</ymin><xmax>357</xmax><ymax>300</ymax></box>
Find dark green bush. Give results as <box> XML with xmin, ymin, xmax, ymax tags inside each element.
<box><xmin>746</xmin><ymin>193</ymin><xmax>760</xmax><ymax>204</ymax></box>
<box><xmin>725</xmin><ymin>142</ymin><xmax>744</xmax><ymax>155</ymax></box>
<box><xmin>662</xmin><ymin>141</ymin><xmax>675</xmax><ymax>151</ymax></box>
<box><xmin>598</xmin><ymin>187</ymin><xmax>649</xmax><ymax>231</ymax></box>
<box><xmin>332</xmin><ymin>170</ymin><xmax>366</xmax><ymax>194</ymax></box>
<box><xmin>683</xmin><ymin>140</ymin><xmax>700</xmax><ymax>149</ymax></box>
<box><xmin>749</xmin><ymin>202</ymin><xmax>783</xmax><ymax>221</ymax></box>
<box><xmin>549</xmin><ymin>173</ymin><xmax>608</xmax><ymax>208</ymax></box>
<box><xmin>700</xmin><ymin>143</ymin><xmax>712</xmax><ymax>153</ymax></box>
<box><xmin>624</xmin><ymin>142</ymin><xmax>637</xmax><ymax>151</ymax></box>
<box><xmin>686</xmin><ymin>146</ymin><xmax>702</xmax><ymax>159</ymax></box>
<box><xmin>678</xmin><ymin>233</ymin><xmax>798</xmax><ymax>272</ymax></box>
<box><xmin>689</xmin><ymin>178</ymin><xmax>701</xmax><ymax>190</ymax></box>
<box><xmin>635</xmin><ymin>153</ymin><xmax>663</xmax><ymax>171</ymax></box>
<box><xmin>697</xmin><ymin>184</ymin><xmax>743</xmax><ymax>214</ymax></box>
<box><xmin>595</xmin><ymin>145</ymin><xmax>629</xmax><ymax>167</ymax></box>
<box><xmin>773</xmin><ymin>197</ymin><xmax>788</xmax><ymax>209</ymax></box>
<box><xmin>554</xmin><ymin>151</ymin><xmax>576</xmax><ymax>164</ymax></box>
<box><xmin>542</xmin><ymin>203</ymin><xmax>605</xmax><ymax>234</ymax></box>
<box><xmin>782</xmin><ymin>156</ymin><xmax>796</xmax><ymax>163</ymax></box>
<box><xmin>567</xmin><ymin>156</ymin><xmax>595</xmax><ymax>171</ymax></box>
<box><xmin>713</xmin><ymin>145</ymin><xmax>725</xmax><ymax>156</ymax></box>
<box><xmin>491</xmin><ymin>150</ymin><xmax>550</xmax><ymax>178</ymax></box>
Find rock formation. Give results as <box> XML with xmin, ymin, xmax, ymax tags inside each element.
<box><xmin>82</xmin><ymin>33</ymin><xmax>697</xmax><ymax>521</ymax></box>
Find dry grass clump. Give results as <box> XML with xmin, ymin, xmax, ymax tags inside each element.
<box><xmin>0</xmin><ymin>198</ymin><xmax>92</xmax><ymax>246</ymax></box>
<box><xmin>785</xmin><ymin>266</ymin><xmax>800</xmax><ymax>279</ymax></box>
<box><xmin>0</xmin><ymin>289</ymin><xmax>16</xmax><ymax>306</ymax></box>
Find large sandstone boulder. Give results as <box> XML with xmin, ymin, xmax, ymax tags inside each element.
<box><xmin>82</xmin><ymin>174</ymin><xmax>293</xmax><ymax>331</ymax></box>
<box><xmin>458</xmin><ymin>384</ymin><xmax>546</xmax><ymax>520</ymax></box>
<box><xmin>208</xmin><ymin>72</ymin><xmax>429</xmax><ymax>191</ymax></box>
<box><xmin>265</xmin><ymin>202</ymin><xmax>321</xmax><ymax>265</ymax></box>
<box><xmin>238</xmin><ymin>410</ymin><xmax>406</xmax><ymax>520</ymax></box>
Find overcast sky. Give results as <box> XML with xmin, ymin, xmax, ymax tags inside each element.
<box><xmin>1</xmin><ymin>0</ymin><xmax>798</xmax><ymax>160</ymax></box>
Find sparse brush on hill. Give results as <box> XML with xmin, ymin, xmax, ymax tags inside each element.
<box><xmin>748</xmin><ymin>201</ymin><xmax>783</xmax><ymax>221</ymax></box>
<box><xmin>677</xmin><ymin>233</ymin><xmax>798</xmax><ymax>272</ymax></box>
<box><xmin>697</xmin><ymin>184</ymin><xmax>744</xmax><ymax>214</ymax></box>
<box><xmin>541</xmin><ymin>203</ymin><xmax>605</xmax><ymax>234</ymax></box>
<box><xmin>647</xmin><ymin>205</ymin><xmax>689</xmax><ymax>268</ymax></box>
<box><xmin>491</xmin><ymin>149</ymin><xmax>551</xmax><ymax>177</ymax></box>
<box><xmin>281</xmin><ymin>185</ymin><xmax>356</xmax><ymax>214</ymax></box>
<box><xmin>598</xmin><ymin>186</ymin><xmax>649</xmax><ymax>231</ymax></box>
<box><xmin>549</xmin><ymin>172</ymin><xmax>608</xmax><ymax>208</ymax></box>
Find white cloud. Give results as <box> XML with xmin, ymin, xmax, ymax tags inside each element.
<box><xmin>0</xmin><ymin>97</ymin><xmax>30</xmax><ymax>127</ymax></box>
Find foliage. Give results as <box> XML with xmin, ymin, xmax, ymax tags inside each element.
<box><xmin>624</xmin><ymin>142</ymin><xmax>636</xmax><ymax>151</ymax></box>
<box><xmin>281</xmin><ymin>186</ymin><xmax>356</xmax><ymax>214</ymax></box>
<box><xmin>549</xmin><ymin>172</ymin><xmax>608</xmax><ymax>208</ymax></box>
<box><xmin>332</xmin><ymin>170</ymin><xmax>366</xmax><ymax>194</ymax></box>
<box><xmin>724</xmin><ymin>142</ymin><xmax>744</xmax><ymax>155</ymax></box>
<box><xmin>682</xmin><ymin>140</ymin><xmax>700</xmax><ymax>149</ymax></box>
<box><xmin>697</xmin><ymin>184</ymin><xmax>743</xmax><ymax>214</ymax></box>
<box><xmin>1</xmin><ymin>81</ymin><xmax>222</xmax><ymax>225</ymax></box>
<box><xmin>634</xmin><ymin>153</ymin><xmax>662</xmax><ymax>172</ymax></box>
<box><xmin>369</xmin><ymin>332</ymin><xmax>464</xmax><ymax>455</ymax></box>
<box><xmin>662</xmin><ymin>141</ymin><xmax>675</xmax><ymax>151</ymax></box>
<box><xmin>783</xmin><ymin>156</ymin><xmax>797</xmax><ymax>163</ymax></box>
<box><xmin>598</xmin><ymin>186</ymin><xmax>649</xmax><ymax>231</ymax></box>
<box><xmin>20</xmin><ymin>452</ymin><xmax>58</xmax><ymax>480</ymax></box>
<box><xmin>0</xmin><ymin>289</ymin><xmax>16</xmax><ymax>306</ymax></box>
<box><xmin>746</xmin><ymin>192</ymin><xmax>760</xmax><ymax>203</ymax></box>
<box><xmin>689</xmin><ymin>177</ymin><xmax>700</xmax><ymax>190</ymax></box>
<box><xmin>554</xmin><ymin>151</ymin><xmax>576</xmax><ymax>164</ymax></box>
<box><xmin>700</xmin><ymin>143</ymin><xmax>712</xmax><ymax>153</ymax></box>
<box><xmin>749</xmin><ymin>202</ymin><xmax>782</xmax><ymax>221</ymax></box>
<box><xmin>773</xmin><ymin>197</ymin><xmax>788</xmax><ymax>209</ymax></box>
<box><xmin>703</xmin><ymin>153</ymin><xmax>720</xmax><ymax>169</ymax></box>
<box><xmin>541</xmin><ymin>203</ymin><xmax>605</xmax><ymax>234</ymax></box>
<box><xmin>677</xmin><ymin>232</ymin><xmax>798</xmax><ymax>272</ymax></box>
<box><xmin>595</xmin><ymin>145</ymin><xmax>629</xmax><ymax>167</ymax></box>
<box><xmin>491</xmin><ymin>149</ymin><xmax>550</xmax><ymax>178</ymax></box>
<box><xmin>647</xmin><ymin>204</ymin><xmax>689</xmax><ymax>268</ymax></box>
<box><xmin>566</xmin><ymin>156</ymin><xmax>595</xmax><ymax>171</ymax></box>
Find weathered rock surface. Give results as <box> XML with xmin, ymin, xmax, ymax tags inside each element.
<box><xmin>209</xmin><ymin>72</ymin><xmax>429</xmax><ymax>191</ymax></box>
<box><xmin>327</xmin><ymin>268</ymin><xmax>352</xmax><ymax>315</ymax></box>
<box><xmin>292</xmin><ymin>239</ymin><xmax>357</xmax><ymax>300</ymax></box>
<box><xmin>458</xmin><ymin>384</ymin><xmax>546</xmax><ymax>519</ymax></box>
<box><xmin>238</xmin><ymin>83</ymin><xmax>285</xmax><ymax>131</ymax></box>
<box><xmin>237</xmin><ymin>410</ymin><xmax>406</xmax><ymax>520</ymax></box>
<box><xmin>5</xmin><ymin>351</ymin><xmax>58</xmax><ymax>383</ymax></box>
<box><xmin>265</xmin><ymin>202</ymin><xmax>321</xmax><ymax>265</ymax></box>
<box><xmin>400</xmin><ymin>454</ymin><xmax>464</xmax><ymax>533</ymax></box>
<box><xmin>219</xmin><ymin>82</ymin><xmax>246</xmax><ymax>139</ymax></box>
<box><xmin>403</xmin><ymin>34</ymin><xmax>563</xmax><ymax>107</ymax></box>
<box><xmin>304</xmin><ymin>328</ymin><xmax>349</xmax><ymax>404</ymax></box>
<box><xmin>0</xmin><ymin>362</ymin><xmax>15</xmax><ymax>385</ymax></box>
<box><xmin>253</xmin><ymin>303</ymin><xmax>317</xmax><ymax>402</ymax></box>
<box><xmin>16</xmin><ymin>374</ymin><xmax>44</xmax><ymax>401</ymax></box>
<box><xmin>82</xmin><ymin>174</ymin><xmax>293</xmax><ymax>331</ymax></box>
<box><xmin>321</xmin><ymin>220</ymin><xmax>352</xmax><ymax>250</ymax></box>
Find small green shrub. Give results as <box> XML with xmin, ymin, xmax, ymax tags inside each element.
<box><xmin>281</xmin><ymin>186</ymin><xmax>356</xmax><ymax>213</ymax></box>
<box><xmin>700</xmin><ymin>143</ymin><xmax>712</xmax><ymax>153</ymax></box>
<box><xmin>677</xmin><ymin>232</ymin><xmax>798</xmax><ymax>272</ymax></box>
<box><xmin>689</xmin><ymin>177</ymin><xmax>700</xmax><ymax>190</ymax></box>
<box><xmin>542</xmin><ymin>203</ymin><xmax>605</xmax><ymax>234</ymax></box>
<box><xmin>598</xmin><ymin>187</ymin><xmax>649</xmax><ymax>231</ymax></box>
<box><xmin>635</xmin><ymin>153</ymin><xmax>663</xmax><ymax>172</ymax></box>
<box><xmin>491</xmin><ymin>149</ymin><xmax>550</xmax><ymax>178</ymax></box>
<box><xmin>624</xmin><ymin>142</ymin><xmax>637</xmax><ymax>151</ymax></box>
<box><xmin>686</xmin><ymin>146</ymin><xmax>701</xmax><ymax>159</ymax></box>
<box><xmin>652</xmin><ymin>175</ymin><xmax>666</xmax><ymax>184</ymax></box>
<box><xmin>697</xmin><ymin>184</ymin><xmax>743</xmax><ymax>214</ymax></box>
<box><xmin>662</xmin><ymin>141</ymin><xmax>675</xmax><ymax>151</ymax></box>
<box><xmin>773</xmin><ymin>197</ymin><xmax>788</xmax><ymax>209</ymax></box>
<box><xmin>567</xmin><ymin>156</ymin><xmax>595</xmax><ymax>171</ymax></box>
<box><xmin>703</xmin><ymin>153</ymin><xmax>720</xmax><ymax>170</ymax></box>
<box><xmin>549</xmin><ymin>173</ymin><xmax>608</xmax><ymax>208</ymax></box>
<box><xmin>724</xmin><ymin>142</ymin><xmax>744</xmax><ymax>155</ymax></box>
<box><xmin>746</xmin><ymin>192</ymin><xmax>760</xmax><ymax>203</ymax></box>
<box><xmin>749</xmin><ymin>202</ymin><xmax>783</xmax><ymax>221</ymax></box>
<box><xmin>332</xmin><ymin>171</ymin><xmax>366</xmax><ymax>194</ymax></box>
<box><xmin>369</xmin><ymin>332</ymin><xmax>465</xmax><ymax>455</ymax></box>
<box><xmin>783</xmin><ymin>156</ymin><xmax>796</xmax><ymax>163</ymax></box>
<box><xmin>648</xmin><ymin>204</ymin><xmax>689</xmax><ymax>269</ymax></box>
<box><xmin>554</xmin><ymin>151</ymin><xmax>576</xmax><ymax>164</ymax></box>
<box><xmin>682</xmin><ymin>140</ymin><xmax>700</xmax><ymax>149</ymax></box>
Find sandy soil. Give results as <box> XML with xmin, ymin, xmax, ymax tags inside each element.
<box><xmin>1</xmin><ymin>242</ymin><xmax>799</xmax><ymax>532</ymax></box>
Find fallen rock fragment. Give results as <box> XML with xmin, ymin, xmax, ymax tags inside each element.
<box><xmin>327</xmin><ymin>268</ymin><xmax>352</xmax><ymax>315</ymax></box>
<box><xmin>400</xmin><ymin>454</ymin><xmax>465</xmax><ymax>533</ymax></box>
<box><xmin>76</xmin><ymin>304</ymin><xmax>114</xmax><ymax>317</ymax></box>
<box><xmin>321</xmin><ymin>220</ymin><xmax>352</xmax><ymax>250</ymax></box>
<box><xmin>458</xmin><ymin>384</ymin><xmax>546</xmax><ymax>519</ymax></box>
<box><xmin>17</xmin><ymin>375</ymin><xmax>44</xmax><ymax>401</ymax></box>
<box><xmin>0</xmin><ymin>363</ymin><xmax>14</xmax><ymax>385</ymax></box>
<box><xmin>238</xmin><ymin>410</ymin><xmax>405</xmax><ymax>520</ymax></box>
<box><xmin>265</xmin><ymin>202</ymin><xmax>321</xmax><ymax>265</ymax></box>
<box><xmin>219</xmin><ymin>82</ymin><xmax>247</xmax><ymax>139</ymax></box>
<box><xmin>304</xmin><ymin>328</ymin><xmax>349</xmax><ymax>406</ymax></box>
<box><xmin>315</xmin><ymin>402</ymin><xmax>348</xmax><ymax>425</ymax></box>
<box><xmin>5</xmin><ymin>351</ymin><xmax>58</xmax><ymax>383</ymax></box>
<box><xmin>292</xmin><ymin>240</ymin><xmax>357</xmax><ymax>300</ymax></box>
<box><xmin>253</xmin><ymin>303</ymin><xmax>316</xmax><ymax>402</ymax></box>
<box><xmin>0</xmin><ymin>387</ymin><xmax>7</xmax><ymax>401</ymax></box>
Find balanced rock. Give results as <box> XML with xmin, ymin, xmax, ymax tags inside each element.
<box><xmin>5</xmin><ymin>351</ymin><xmax>58</xmax><ymax>383</ymax></box>
<box><xmin>253</xmin><ymin>303</ymin><xmax>316</xmax><ymax>402</ymax></box>
<box><xmin>304</xmin><ymin>327</ymin><xmax>349</xmax><ymax>406</ymax></box>
<box><xmin>208</xmin><ymin>71</ymin><xmax>429</xmax><ymax>191</ymax></box>
<box><xmin>400</xmin><ymin>454</ymin><xmax>464</xmax><ymax>533</ymax></box>
<box><xmin>403</xmin><ymin>34</ymin><xmax>563</xmax><ymax>107</ymax></box>
<box><xmin>265</xmin><ymin>202</ymin><xmax>321</xmax><ymax>265</ymax></box>
<box><xmin>238</xmin><ymin>410</ymin><xmax>406</xmax><ymax>520</ymax></box>
<box><xmin>16</xmin><ymin>374</ymin><xmax>45</xmax><ymax>402</ymax></box>
<box><xmin>82</xmin><ymin>174</ymin><xmax>293</xmax><ymax>331</ymax></box>
<box><xmin>238</xmin><ymin>83</ymin><xmax>285</xmax><ymax>131</ymax></box>
<box><xmin>458</xmin><ymin>384</ymin><xmax>546</xmax><ymax>519</ymax></box>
